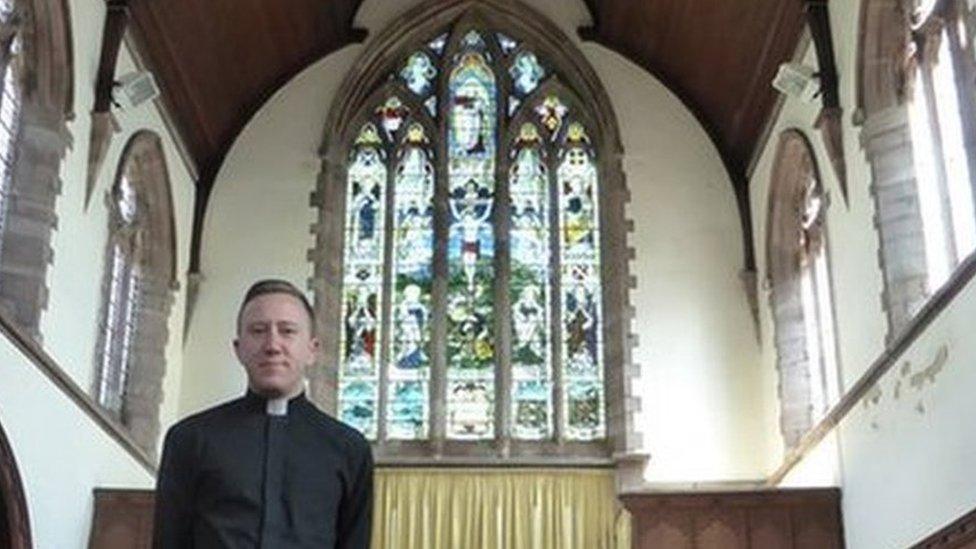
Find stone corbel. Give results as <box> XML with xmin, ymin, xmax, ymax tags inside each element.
<box><xmin>613</xmin><ymin>451</ymin><xmax>650</xmax><ymax>494</ymax></box>
<box><xmin>85</xmin><ymin>110</ymin><xmax>120</xmax><ymax>209</ymax></box>
<box><xmin>182</xmin><ymin>270</ymin><xmax>204</xmax><ymax>343</ymax></box>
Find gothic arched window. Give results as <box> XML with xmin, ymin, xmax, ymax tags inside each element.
<box><xmin>767</xmin><ymin>130</ymin><xmax>840</xmax><ymax>449</ymax></box>
<box><xmin>0</xmin><ymin>0</ymin><xmax>72</xmax><ymax>339</ymax></box>
<box><xmin>0</xmin><ymin>0</ymin><xmax>24</xmax><ymax>246</ymax></box>
<box><xmin>94</xmin><ymin>132</ymin><xmax>176</xmax><ymax>456</ymax></box>
<box><xmin>858</xmin><ymin>0</ymin><xmax>976</xmax><ymax>338</ymax></box>
<box><xmin>906</xmin><ymin>0</ymin><xmax>976</xmax><ymax>291</ymax></box>
<box><xmin>314</xmin><ymin>4</ymin><xmax>639</xmax><ymax>465</ymax></box>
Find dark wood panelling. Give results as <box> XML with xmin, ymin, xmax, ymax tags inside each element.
<box><xmin>621</xmin><ymin>488</ymin><xmax>843</xmax><ymax>549</ymax></box>
<box><xmin>913</xmin><ymin>505</ymin><xmax>976</xmax><ymax>548</ymax></box>
<box><xmin>89</xmin><ymin>490</ymin><xmax>154</xmax><ymax>549</ymax></box>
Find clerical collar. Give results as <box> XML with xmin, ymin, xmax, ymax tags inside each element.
<box><xmin>244</xmin><ymin>390</ymin><xmax>306</xmax><ymax>415</ymax></box>
<box><xmin>267</xmin><ymin>397</ymin><xmax>289</xmax><ymax>416</ymax></box>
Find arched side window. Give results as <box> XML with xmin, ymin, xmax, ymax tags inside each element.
<box><xmin>312</xmin><ymin>1</ymin><xmax>640</xmax><ymax>466</ymax></box>
<box><xmin>767</xmin><ymin>131</ymin><xmax>840</xmax><ymax>449</ymax></box>
<box><xmin>906</xmin><ymin>0</ymin><xmax>976</xmax><ymax>289</ymax></box>
<box><xmin>93</xmin><ymin>132</ymin><xmax>176</xmax><ymax>456</ymax></box>
<box><xmin>0</xmin><ymin>0</ymin><xmax>72</xmax><ymax>339</ymax></box>
<box><xmin>858</xmin><ymin>0</ymin><xmax>976</xmax><ymax>339</ymax></box>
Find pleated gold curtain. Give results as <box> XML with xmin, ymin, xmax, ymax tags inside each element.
<box><xmin>371</xmin><ymin>468</ymin><xmax>631</xmax><ymax>549</ymax></box>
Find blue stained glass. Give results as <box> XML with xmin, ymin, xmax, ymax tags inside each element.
<box><xmin>425</xmin><ymin>96</ymin><xmax>437</xmax><ymax>117</ymax></box>
<box><xmin>387</xmin><ymin>381</ymin><xmax>428</xmax><ymax>439</ymax></box>
<box><xmin>510</xmin><ymin>51</ymin><xmax>545</xmax><ymax>96</ymax></box>
<box><xmin>340</xmin><ymin>381</ymin><xmax>378</xmax><ymax>439</ymax></box>
<box><xmin>401</xmin><ymin>51</ymin><xmax>437</xmax><ymax>96</ymax></box>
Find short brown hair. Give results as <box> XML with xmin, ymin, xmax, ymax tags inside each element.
<box><xmin>237</xmin><ymin>279</ymin><xmax>315</xmax><ymax>333</ymax></box>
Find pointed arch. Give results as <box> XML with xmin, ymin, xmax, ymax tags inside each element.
<box><xmin>311</xmin><ymin>0</ymin><xmax>640</xmax><ymax>470</ymax></box>
<box><xmin>93</xmin><ymin>131</ymin><xmax>177</xmax><ymax>457</ymax></box>
<box><xmin>0</xmin><ymin>420</ymin><xmax>31</xmax><ymax>549</ymax></box>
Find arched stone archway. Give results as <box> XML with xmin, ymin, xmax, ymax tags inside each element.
<box><xmin>0</xmin><ymin>421</ymin><xmax>31</xmax><ymax>549</ymax></box>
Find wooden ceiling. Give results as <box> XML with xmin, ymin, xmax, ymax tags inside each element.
<box><xmin>124</xmin><ymin>0</ymin><xmax>809</xmax><ymax>270</ymax></box>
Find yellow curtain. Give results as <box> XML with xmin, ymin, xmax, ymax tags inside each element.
<box><xmin>371</xmin><ymin>468</ymin><xmax>631</xmax><ymax>549</ymax></box>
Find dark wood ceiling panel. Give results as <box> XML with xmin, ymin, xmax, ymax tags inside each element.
<box><xmin>119</xmin><ymin>0</ymin><xmax>807</xmax><ymax>273</ymax></box>
<box><xmin>588</xmin><ymin>0</ymin><xmax>806</xmax><ymax>182</ymax></box>
<box><xmin>128</xmin><ymin>0</ymin><xmax>363</xmax><ymax>177</ymax></box>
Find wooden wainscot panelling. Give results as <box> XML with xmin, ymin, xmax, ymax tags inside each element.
<box><xmin>88</xmin><ymin>489</ymin><xmax>154</xmax><ymax>549</ymax></box>
<box><xmin>912</xmin><ymin>505</ymin><xmax>976</xmax><ymax>548</ymax></box>
<box><xmin>620</xmin><ymin>488</ymin><xmax>843</xmax><ymax>549</ymax></box>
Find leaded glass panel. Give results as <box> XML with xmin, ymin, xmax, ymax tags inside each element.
<box><xmin>558</xmin><ymin>123</ymin><xmax>605</xmax><ymax>440</ymax></box>
<box><xmin>446</xmin><ymin>40</ymin><xmax>497</xmax><ymax>440</ymax></box>
<box><xmin>339</xmin><ymin>124</ymin><xmax>387</xmax><ymax>439</ymax></box>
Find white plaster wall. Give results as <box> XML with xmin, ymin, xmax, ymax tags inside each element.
<box><xmin>838</xmin><ymin>276</ymin><xmax>976</xmax><ymax>548</ymax></box>
<box><xmin>39</xmin><ymin>0</ymin><xmax>195</xmax><ymax>441</ymax></box>
<box><xmin>179</xmin><ymin>47</ymin><xmax>360</xmax><ymax>412</ymax></box>
<box><xmin>182</xmin><ymin>0</ymin><xmax>766</xmax><ymax>483</ymax></box>
<box><xmin>0</xmin><ymin>337</ymin><xmax>153</xmax><ymax>548</ymax></box>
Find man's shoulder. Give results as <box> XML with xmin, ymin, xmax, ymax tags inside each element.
<box><xmin>165</xmin><ymin>396</ymin><xmax>249</xmax><ymax>439</ymax></box>
<box><xmin>299</xmin><ymin>402</ymin><xmax>371</xmax><ymax>453</ymax></box>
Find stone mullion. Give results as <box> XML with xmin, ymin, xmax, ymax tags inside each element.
<box><xmin>861</xmin><ymin>105</ymin><xmax>929</xmax><ymax>338</ymax></box>
<box><xmin>546</xmin><ymin>142</ymin><xmax>564</xmax><ymax>445</ymax></box>
<box><xmin>376</xmin><ymin>148</ymin><xmax>396</xmax><ymax>443</ymax></box>
<box><xmin>429</xmin><ymin>55</ymin><xmax>450</xmax><ymax>455</ymax></box>
<box><xmin>0</xmin><ymin>102</ymin><xmax>68</xmax><ymax>339</ymax></box>
<box><xmin>494</xmin><ymin>60</ymin><xmax>513</xmax><ymax>454</ymax></box>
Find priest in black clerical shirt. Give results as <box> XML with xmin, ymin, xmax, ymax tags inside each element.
<box><xmin>153</xmin><ymin>279</ymin><xmax>373</xmax><ymax>548</ymax></box>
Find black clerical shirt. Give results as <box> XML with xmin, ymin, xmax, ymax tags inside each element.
<box><xmin>153</xmin><ymin>391</ymin><xmax>373</xmax><ymax>548</ymax></box>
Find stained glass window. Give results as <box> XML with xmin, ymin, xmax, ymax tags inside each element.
<box><xmin>336</xmin><ymin>26</ymin><xmax>607</xmax><ymax>448</ymax></box>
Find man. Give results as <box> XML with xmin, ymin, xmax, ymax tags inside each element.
<box><xmin>153</xmin><ymin>279</ymin><xmax>373</xmax><ymax>548</ymax></box>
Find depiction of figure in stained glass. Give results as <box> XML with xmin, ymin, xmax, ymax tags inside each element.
<box><xmin>510</xmin><ymin>51</ymin><xmax>545</xmax><ymax>96</ymax></box>
<box><xmin>401</xmin><ymin>52</ymin><xmax>437</xmax><ymax>96</ymax></box>
<box><xmin>450</xmin><ymin>180</ymin><xmax>493</xmax><ymax>292</ymax></box>
<box><xmin>558</xmin><ymin>125</ymin><xmax>598</xmax><ymax>260</ymax></box>
<box><xmin>347</xmin><ymin>125</ymin><xmax>386</xmax><ymax>259</ymax></box>
<box><xmin>448</xmin><ymin>291</ymin><xmax>493</xmax><ymax>364</ymax></box>
<box><xmin>512</xmin><ymin>284</ymin><xmax>545</xmax><ymax>365</ymax></box>
<box><xmin>564</xmin><ymin>283</ymin><xmax>598</xmax><ymax>375</ymax></box>
<box><xmin>394</xmin><ymin>284</ymin><xmax>428</xmax><ymax>370</ymax></box>
<box><xmin>451</xmin><ymin>86</ymin><xmax>490</xmax><ymax>154</ymax></box>
<box><xmin>344</xmin><ymin>286</ymin><xmax>378</xmax><ymax>375</ymax></box>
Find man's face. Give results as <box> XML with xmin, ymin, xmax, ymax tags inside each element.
<box><xmin>234</xmin><ymin>293</ymin><xmax>318</xmax><ymax>398</ymax></box>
